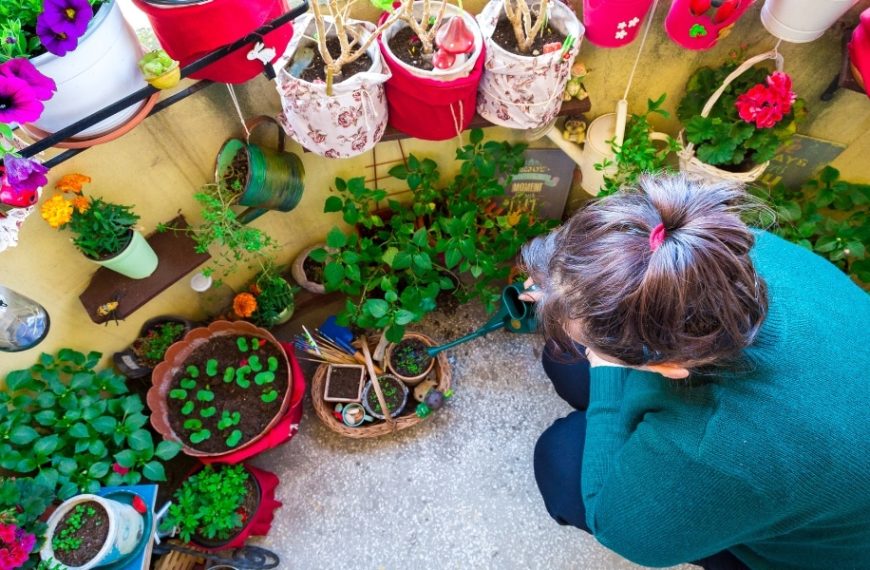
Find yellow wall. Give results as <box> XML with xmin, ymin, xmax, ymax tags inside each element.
<box><xmin>2</xmin><ymin>1</ymin><xmax>869</xmax><ymax>375</ymax></box>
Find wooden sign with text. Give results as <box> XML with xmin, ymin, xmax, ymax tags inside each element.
<box><xmin>757</xmin><ymin>135</ymin><xmax>846</xmax><ymax>190</ymax></box>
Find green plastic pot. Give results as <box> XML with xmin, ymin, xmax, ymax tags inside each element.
<box><xmin>215</xmin><ymin>115</ymin><xmax>305</xmax><ymax>224</ymax></box>
<box><xmin>93</xmin><ymin>230</ymin><xmax>159</xmax><ymax>279</ymax></box>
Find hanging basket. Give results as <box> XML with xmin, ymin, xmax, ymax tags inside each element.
<box><xmin>475</xmin><ymin>0</ymin><xmax>583</xmax><ymax>131</ymax></box>
<box><xmin>274</xmin><ymin>15</ymin><xmax>390</xmax><ymax>159</ymax></box>
<box><xmin>311</xmin><ymin>333</ymin><xmax>452</xmax><ymax>439</ymax></box>
<box><xmin>678</xmin><ymin>50</ymin><xmax>784</xmax><ymax>184</ymax></box>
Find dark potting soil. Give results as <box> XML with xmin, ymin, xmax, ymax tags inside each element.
<box><xmin>326</xmin><ymin>366</ymin><xmax>363</xmax><ymax>400</ymax></box>
<box><xmin>490</xmin><ymin>17</ymin><xmax>567</xmax><ymax>56</ymax></box>
<box><xmin>222</xmin><ymin>148</ymin><xmax>249</xmax><ymax>192</ymax></box>
<box><xmin>367</xmin><ymin>377</ymin><xmax>406</xmax><ymax>417</ymax></box>
<box><xmin>299</xmin><ymin>37</ymin><xmax>374</xmax><ymax>84</ymax></box>
<box><xmin>302</xmin><ymin>255</ymin><xmax>324</xmax><ymax>285</ymax></box>
<box><xmin>193</xmin><ymin>474</ymin><xmax>258</xmax><ymax>546</ymax></box>
<box><xmin>387</xmin><ymin>26</ymin><xmax>435</xmax><ymax>71</ymax></box>
<box><xmin>390</xmin><ymin>338</ymin><xmax>433</xmax><ymax>378</ymax></box>
<box><xmin>53</xmin><ymin>501</ymin><xmax>109</xmax><ymax>568</ymax></box>
<box><xmin>167</xmin><ymin>335</ymin><xmax>289</xmax><ymax>453</ymax></box>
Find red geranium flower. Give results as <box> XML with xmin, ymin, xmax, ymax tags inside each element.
<box><xmin>735</xmin><ymin>71</ymin><xmax>797</xmax><ymax>129</ymax></box>
<box><xmin>0</xmin><ymin>523</ymin><xmax>36</xmax><ymax>570</ymax></box>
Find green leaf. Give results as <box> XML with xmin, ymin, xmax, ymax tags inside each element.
<box><xmin>365</xmin><ymin>299</ymin><xmax>389</xmax><ymax>318</ymax></box>
<box><xmin>413</xmin><ymin>253</ymin><xmax>432</xmax><ymax>272</ymax></box>
<box><xmin>815</xmin><ymin>236</ymin><xmax>839</xmax><ymax>253</ymax></box>
<box><xmin>470</xmin><ymin>128</ymin><xmax>484</xmax><ymax>145</ymax></box>
<box><xmin>89</xmin><ymin>439</ymin><xmax>107</xmax><ymax>457</ymax></box>
<box><xmin>155</xmin><ymin>440</ymin><xmax>181</xmax><ymax>461</ymax></box>
<box><xmin>394</xmin><ymin>309</ymin><xmax>416</xmax><ymax>325</ymax></box>
<box><xmin>128</xmin><ymin>429</ymin><xmax>153</xmax><ymax>451</ymax></box>
<box><xmin>382</xmin><ymin>246</ymin><xmax>398</xmax><ymax>268</ymax></box>
<box><xmin>10</xmin><ymin>426</ymin><xmax>39</xmax><ymax>445</ymax></box>
<box><xmin>326</xmin><ymin>227</ymin><xmax>347</xmax><ymax>249</ymax></box>
<box><xmin>309</xmin><ymin>247</ymin><xmax>327</xmax><ymax>263</ymax></box>
<box><xmin>92</xmin><ymin>416</ymin><xmax>117</xmax><ymax>434</ymax></box>
<box><xmin>142</xmin><ymin>461</ymin><xmax>167</xmax><ymax>482</ymax></box>
<box><xmin>34</xmin><ymin>435</ymin><xmax>60</xmax><ymax>456</ymax></box>
<box><xmin>324</xmin><ymin>196</ymin><xmax>344</xmax><ymax>213</ymax></box>
<box><xmin>56</xmin><ymin>457</ymin><xmax>78</xmax><ymax>475</ymax></box>
<box><xmin>445</xmin><ymin>247</ymin><xmax>462</xmax><ymax>269</ymax></box>
<box><xmin>88</xmin><ymin>461</ymin><xmax>110</xmax><ymax>478</ymax></box>
<box><xmin>114</xmin><ymin>449</ymin><xmax>137</xmax><ymax>469</ymax></box>
<box><xmin>121</xmin><ymin>395</ymin><xmax>144</xmax><ymax>415</ymax></box>
<box><xmin>324</xmin><ymin>262</ymin><xmax>345</xmax><ymax>287</ymax></box>
<box><xmin>389</xmin><ymin>164</ymin><xmax>409</xmax><ymax>179</ymax></box>
<box><xmin>5</xmin><ymin>370</ymin><xmax>36</xmax><ymax>392</ymax></box>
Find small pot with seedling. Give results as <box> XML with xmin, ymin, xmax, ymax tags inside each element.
<box><xmin>361</xmin><ymin>375</ymin><xmax>409</xmax><ymax>420</ymax></box>
<box><xmin>113</xmin><ymin>316</ymin><xmax>194</xmax><ymax>380</ymax></box>
<box><xmin>41</xmin><ymin>494</ymin><xmax>144</xmax><ymax>570</ymax></box>
<box><xmin>148</xmin><ymin>321</ymin><xmax>294</xmax><ymax>459</ymax></box>
<box><xmin>138</xmin><ymin>49</ymin><xmax>181</xmax><ymax>90</ymax></box>
<box><xmin>323</xmin><ymin>364</ymin><xmax>366</xmax><ymax>402</ymax></box>
<box><xmin>385</xmin><ymin>332</ymin><xmax>435</xmax><ymax>385</ymax></box>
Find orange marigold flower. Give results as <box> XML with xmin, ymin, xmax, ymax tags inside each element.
<box><xmin>55</xmin><ymin>173</ymin><xmax>92</xmax><ymax>194</ymax></box>
<box><xmin>72</xmin><ymin>195</ymin><xmax>90</xmax><ymax>213</ymax></box>
<box><xmin>233</xmin><ymin>293</ymin><xmax>258</xmax><ymax>318</ymax></box>
<box><xmin>40</xmin><ymin>195</ymin><xmax>73</xmax><ymax>228</ymax></box>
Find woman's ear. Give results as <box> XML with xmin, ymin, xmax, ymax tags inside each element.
<box><xmin>645</xmin><ymin>363</ymin><xmax>691</xmax><ymax>379</ymax></box>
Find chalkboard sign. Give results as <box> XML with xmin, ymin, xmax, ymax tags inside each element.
<box><xmin>758</xmin><ymin>134</ymin><xmax>846</xmax><ymax>190</ymax></box>
<box><xmin>504</xmin><ymin>149</ymin><xmax>576</xmax><ymax>220</ymax></box>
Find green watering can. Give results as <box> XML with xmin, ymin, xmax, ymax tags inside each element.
<box><xmin>215</xmin><ymin>115</ymin><xmax>305</xmax><ymax>224</ymax></box>
<box><xmin>427</xmin><ymin>283</ymin><xmax>538</xmax><ymax>358</ymax></box>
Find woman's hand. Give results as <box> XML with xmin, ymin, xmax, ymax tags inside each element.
<box><xmin>518</xmin><ymin>278</ymin><xmax>543</xmax><ymax>303</ymax></box>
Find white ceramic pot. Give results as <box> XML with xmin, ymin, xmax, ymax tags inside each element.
<box><xmin>761</xmin><ymin>0</ymin><xmax>860</xmax><ymax>43</ymax></box>
<box><xmin>40</xmin><ymin>494</ymin><xmax>144</xmax><ymax>570</ymax></box>
<box><xmin>380</xmin><ymin>2</ymin><xmax>484</xmax><ymax>82</ymax></box>
<box><xmin>31</xmin><ymin>0</ymin><xmax>147</xmax><ymax>138</ymax></box>
<box><xmin>92</xmin><ymin>230</ymin><xmax>159</xmax><ymax>279</ymax></box>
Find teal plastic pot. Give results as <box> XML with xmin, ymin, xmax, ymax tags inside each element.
<box><xmin>93</xmin><ymin>230</ymin><xmax>159</xmax><ymax>279</ymax></box>
<box><xmin>215</xmin><ymin>116</ymin><xmax>305</xmax><ymax>223</ymax></box>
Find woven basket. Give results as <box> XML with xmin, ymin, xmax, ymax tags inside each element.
<box><xmin>678</xmin><ymin>50</ymin><xmax>785</xmax><ymax>185</ymax></box>
<box><xmin>311</xmin><ymin>333</ymin><xmax>451</xmax><ymax>439</ymax></box>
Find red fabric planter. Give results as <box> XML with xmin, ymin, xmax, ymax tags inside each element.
<box><xmin>378</xmin><ymin>41</ymin><xmax>485</xmax><ymax>141</ymax></box>
<box><xmin>200</xmin><ymin>342</ymin><xmax>306</xmax><ymax>465</ymax></box>
<box><xmin>131</xmin><ymin>0</ymin><xmax>293</xmax><ymax>83</ymax></box>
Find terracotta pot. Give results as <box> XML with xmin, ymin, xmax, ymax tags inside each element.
<box><xmin>385</xmin><ymin>332</ymin><xmax>436</xmax><ymax>386</ymax></box>
<box><xmin>290</xmin><ymin>243</ymin><xmax>327</xmax><ymax>294</ymax></box>
<box><xmin>147</xmin><ymin>320</ymin><xmax>294</xmax><ymax>459</ymax></box>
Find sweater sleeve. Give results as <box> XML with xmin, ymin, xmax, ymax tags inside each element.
<box><xmin>582</xmin><ymin>367</ymin><xmax>773</xmax><ymax>567</ymax></box>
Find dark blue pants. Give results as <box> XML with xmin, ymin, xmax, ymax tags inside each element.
<box><xmin>533</xmin><ymin>344</ymin><xmax>748</xmax><ymax>570</ymax></box>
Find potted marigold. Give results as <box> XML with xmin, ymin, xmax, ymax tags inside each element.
<box><xmin>40</xmin><ymin>174</ymin><xmax>158</xmax><ymax>279</ymax></box>
<box><xmin>233</xmin><ymin>269</ymin><xmax>299</xmax><ymax>327</ymax></box>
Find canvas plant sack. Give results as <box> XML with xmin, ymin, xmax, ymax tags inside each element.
<box><xmin>476</xmin><ymin>0</ymin><xmax>583</xmax><ymax>131</ymax></box>
<box><xmin>274</xmin><ymin>15</ymin><xmax>391</xmax><ymax>159</ymax></box>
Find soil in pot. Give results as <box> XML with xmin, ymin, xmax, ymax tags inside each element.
<box><xmin>490</xmin><ymin>17</ymin><xmax>566</xmax><ymax>56</ymax></box>
<box><xmin>221</xmin><ymin>148</ymin><xmax>249</xmax><ymax>191</ymax></box>
<box><xmin>366</xmin><ymin>376</ymin><xmax>406</xmax><ymax>417</ymax></box>
<box><xmin>166</xmin><ymin>335</ymin><xmax>289</xmax><ymax>453</ymax></box>
<box><xmin>133</xmin><ymin>321</ymin><xmax>187</xmax><ymax>367</ymax></box>
<box><xmin>326</xmin><ymin>367</ymin><xmax>363</xmax><ymax>400</ymax></box>
<box><xmin>389</xmin><ymin>338</ymin><xmax>433</xmax><ymax>378</ymax></box>
<box><xmin>192</xmin><ymin>474</ymin><xmax>259</xmax><ymax>547</ymax></box>
<box><xmin>298</xmin><ymin>37</ymin><xmax>373</xmax><ymax>84</ymax></box>
<box><xmin>387</xmin><ymin>26</ymin><xmax>438</xmax><ymax>71</ymax></box>
<box><xmin>302</xmin><ymin>255</ymin><xmax>324</xmax><ymax>285</ymax></box>
<box><xmin>52</xmin><ymin>501</ymin><xmax>109</xmax><ymax>568</ymax></box>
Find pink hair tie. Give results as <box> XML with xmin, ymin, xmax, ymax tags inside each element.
<box><xmin>649</xmin><ymin>223</ymin><xmax>667</xmax><ymax>252</ymax></box>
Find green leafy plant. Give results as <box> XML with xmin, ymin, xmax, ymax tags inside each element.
<box><xmin>0</xmin><ymin>0</ymin><xmax>104</xmax><ymax>61</ymax></box>
<box><xmin>248</xmin><ymin>271</ymin><xmax>298</xmax><ymax>327</ymax></box>
<box><xmin>596</xmin><ymin>94</ymin><xmax>680</xmax><ymax>197</ymax></box>
<box><xmin>0</xmin><ymin>477</ymin><xmax>56</xmax><ymax>570</ymax></box>
<box><xmin>161</xmin><ymin>464</ymin><xmax>251</xmax><ymax>543</ymax></box>
<box><xmin>0</xmin><ymin>349</ymin><xmax>182</xmax><ymax>500</ymax></box>
<box><xmin>315</xmin><ymin>129</ymin><xmax>555</xmax><ymax>342</ymax></box>
<box><xmin>750</xmin><ymin>166</ymin><xmax>869</xmax><ymax>288</ymax></box>
<box><xmin>678</xmin><ymin>54</ymin><xmax>806</xmax><ymax>170</ymax></box>
<box><xmin>52</xmin><ymin>504</ymin><xmax>99</xmax><ymax>553</ymax></box>
<box><xmin>135</xmin><ymin>322</ymin><xmax>185</xmax><ymax>366</ymax></box>
<box><xmin>137</xmin><ymin>49</ymin><xmax>177</xmax><ymax>79</ymax></box>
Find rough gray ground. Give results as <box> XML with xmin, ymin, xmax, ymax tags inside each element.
<box><xmin>254</xmin><ymin>302</ymin><xmax>695</xmax><ymax>570</ymax></box>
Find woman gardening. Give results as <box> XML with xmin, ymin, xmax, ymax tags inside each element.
<box><xmin>520</xmin><ymin>174</ymin><xmax>870</xmax><ymax>569</ymax></box>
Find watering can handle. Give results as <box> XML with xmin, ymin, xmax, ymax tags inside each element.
<box><xmin>245</xmin><ymin>115</ymin><xmax>287</xmax><ymax>153</ymax></box>
<box><xmin>614</xmin><ymin>99</ymin><xmax>629</xmax><ymax>148</ymax></box>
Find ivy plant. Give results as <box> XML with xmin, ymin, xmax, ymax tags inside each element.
<box><xmin>0</xmin><ymin>349</ymin><xmax>182</xmax><ymax>500</ymax></box>
<box><xmin>315</xmin><ymin>129</ymin><xmax>555</xmax><ymax>342</ymax></box>
<box><xmin>751</xmin><ymin>166</ymin><xmax>869</xmax><ymax>288</ymax></box>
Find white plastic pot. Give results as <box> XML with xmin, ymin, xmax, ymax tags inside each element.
<box><xmin>30</xmin><ymin>0</ymin><xmax>147</xmax><ymax>138</ymax></box>
<box><xmin>761</xmin><ymin>0</ymin><xmax>860</xmax><ymax>43</ymax></box>
<box><xmin>380</xmin><ymin>1</ymin><xmax>484</xmax><ymax>81</ymax></box>
<box><xmin>40</xmin><ymin>494</ymin><xmax>144</xmax><ymax>570</ymax></box>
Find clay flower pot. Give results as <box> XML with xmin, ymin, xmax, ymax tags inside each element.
<box><xmin>385</xmin><ymin>332</ymin><xmax>436</xmax><ymax>386</ymax></box>
<box><xmin>147</xmin><ymin>320</ymin><xmax>294</xmax><ymax>459</ymax></box>
<box><xmin>291</xmin><ymin>243</ymin><xmax>327</xmax><ymax>294</ymax></box>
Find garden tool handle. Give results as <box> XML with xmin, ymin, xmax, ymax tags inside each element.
<box><xmin>245</xmin><ymin>114</ymin><xmax>287</xmax><ymax>153</ymax></box>
<box><xmin>361</xmin><ymin>336</ymin><xmax>396</xmax><ymax>428</ymax></box>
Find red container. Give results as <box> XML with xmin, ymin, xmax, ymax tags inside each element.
<box><xmin>582</xmin><ymin>0</ymin><xmax>655</xmax><ymax>48</ymax></box>
<box><xmin>665</xmin><ymin>0</ymin><xmax>755</xmax><ymax>50</ymax></box>
<box><xmin>848</xmin><ymin>7</ymin><xmax>870</xmax><ymax>98</ymax></box>
<box><xmin>131</xmin><ymin>0</ymin><xmax>294</xmax><ymax>83</ymax></box>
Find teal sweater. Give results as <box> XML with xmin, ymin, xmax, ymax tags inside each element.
<box><xmin>582</xmin><ymin>231</ymin><xmax>870</xmax><ymax>569</ymax></box>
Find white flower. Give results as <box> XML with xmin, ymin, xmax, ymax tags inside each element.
<box><xmin>615</xmin><ymin>29</ymin><xmax>628</xmax><ymax>40</ymax></box>
<box><xmin>628</xmin><ymin>17</ymin><xmax>641</xmax><ymax>28</ymax></box>
<box><xmin>617</xmin><ymin>21</ymin><xmax>628</xmax><ymax>29</ymax></box>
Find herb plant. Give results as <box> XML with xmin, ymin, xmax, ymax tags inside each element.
<box><xmin>316</xmin><ymin>129</ymin><xmax>555</xmax><ymax>342</ymax></box>
<box><xmin>751</xmin><ymin>166</ymin><xmax>869</xmax><ymax>288</ymax></box>
<box><xmin>678</xmin><ymin>55</ymin><xmax>805</xmax><ymax>170</ymax></box>
<box><xmin>0</xmin><ymin>478</ymin><xmax>55</xmax><ymax>570</ymax></box>
<box><xmin>138</xmin><ymin>49</ymin><xmax>177</xmax><ymax>80</ymax></box>
<box><xmin>52</xmin><ymin>504</ymin><xmax>98</xmax><ymax>553</ymax></box>
<box><xmin>595</xmin><ymin>94</ymin><xmax>679</xmax><ymax>197</ymax></box>
<box><xmin>0</xmin><ymin>349</ymin><xmax>182</xmax><ymax>500</ymax></box>
<box><xmin>161</xmin><ymin>464</ymin><xmax>251</xmax><ymax>543</ymax></box>
<box><xmin>243</xmin><ymin>270</ymin><xmax>298</xmax><ymax>327</ymax></box>
<box><xmin>136</xmin><ymin>322</ymin><xmax>185</xmax><ymax>366</ymax></box>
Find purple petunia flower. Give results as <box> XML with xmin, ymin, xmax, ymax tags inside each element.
<box><xmin>0</xmin><ymin>58</ymin><xmax>57</xmax><ymax>101</ymax></box>
<box><xmin>37</xmin><ymin>0</ymin><xmax>93</xmax><ymax>38</ymax></box>
<box><xmin>35</xmin><ymin>19</ymin><xmax>80</xmax><ymax>57</ymax></box>
<box><xmin>3</xmin><ymin>155</ymin><xmax>49</xmax><ymax>192</ymax></box>
<box><xmin>0</xmin><ymin>75</ymin><xmax>43</xmax><ymax>124</ymax></box>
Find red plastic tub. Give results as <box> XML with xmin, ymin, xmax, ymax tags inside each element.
<box><xmin>131</xmin><ymin>0</ymin><xmax>294</xmax><ymax>83</ymax></box>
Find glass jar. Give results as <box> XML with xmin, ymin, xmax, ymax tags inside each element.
<box><xmin>0</xmin><ymin>286</ymin><xmax>50</xmax><ymax>352</ymax></box>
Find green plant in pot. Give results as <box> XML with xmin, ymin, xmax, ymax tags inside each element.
<box><xmin>0</xmin><ymin>348</ymin><xmax>182</xmax><ymax>500</ymax></box>
<box><xmin>113</xmin><ymin>317</ymin><xmax>193</xmax><ymax>380</ymax></box>
<box><xmin>314</xmin><ymin>128</ymin><xmax>555</xmax><ymax>342</ymax></box>
<box><xmin>138</xmin><ymin>49</ymin><xmax>179</xmax><ymax>89</ymax></box>
<box><xmin>233</xmin><ymin>268</ymin><xmax>299</xmax><ymax>327</ymax></box>
<box><xmin>40</xmin><ymin>174</ymin><xmax>158</xmax><ymax>279</ymax></box>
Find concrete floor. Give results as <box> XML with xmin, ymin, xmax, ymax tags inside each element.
<box><xmin>253</xmin><ymin>302</ymin><xmax>696</xmax><ymax>570</ymax></box>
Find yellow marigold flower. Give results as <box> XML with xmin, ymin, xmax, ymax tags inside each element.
<box><xmin>55</xmin><ymin>173</ymin><xmax>92</xmax><ymax>194</ymax></box>
<box><xmin>72</xmin><ymin>195</ymin><xmax>90</xmax><ymax>213</ymax></box>
<box><xmin>40</xmin><ymin>195</ymin><xmax>73</xmax><ymax>228</ymax></box>
<box><xmin>233</xmin><ymin>293</ymin><xmax>258</xmax><ymax>318</ymax></box>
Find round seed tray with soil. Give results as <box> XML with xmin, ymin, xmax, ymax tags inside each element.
<box><xmin>386</xmin><ymin>334</ymin><xmax>435</xmax><ymax>384</ymax></box>
<box><xmin>148</xmin><ymin>321</ymin><xmax>294</xmax><ymax>458</ymax></box>
<box><xmin>490</xmin><ymin>16</ymin><xmax>566</xmax><ymax>56</ymax></box>
<box><xmin>311</xmin><ymin>332</ymin><xmax>451</xmax><ymax>439</ymax></box>
<box><xmin>52</xmin><ymin>501</ymin><xmax>109</xmax><ymax>568</ymax></box>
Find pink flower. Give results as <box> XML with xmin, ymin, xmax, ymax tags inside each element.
<box><xmin>0</xmin><ymin>524</ymin><xmax>36</xmax><ymax>570</ymax></box>
<box><xmin>112</xmin><ymin>462</ymin><xmax>130</xmax><ymax>475</ymax></box>
<box><xmin>766</xmin><ymin>71</ymin><xmax>796</xmax><ymax>113</ymax></box>
<box><xmin>735</xmin><ymin>71</ymin><xmax>797</xmax><ymax>129</ymax></box>
<box><xmin>337</xmin><ymin>110</ymin><xmax>355</xmax><ymax>128</ymax></box>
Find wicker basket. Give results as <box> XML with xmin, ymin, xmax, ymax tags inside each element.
<box><xmin>678</xmin><ymin>50</ymin><xmax>784</xmax><ymax>185</ymax></box>
<box><xmin>311</xmin><ymin>333</ymin><xmax>452</xmax><ymax>439</ymax></box>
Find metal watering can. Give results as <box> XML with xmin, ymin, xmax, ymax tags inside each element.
<box><xmin>214</xmin><ymin>115</ymin><xmax>304</xmax><ymax>224</ymax></box>
<box><xmin>426</xmin><ymin>283</ymin><xmax>537</xmax><ymax>358</ymax></box>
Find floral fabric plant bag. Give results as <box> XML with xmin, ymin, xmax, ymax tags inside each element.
<box><xmin>476</xmin><ymin>0</ymin><xmax>583</xmax><ymax>131</ymax></box>
<box><xmin>274</xmin><ymin>15</ymin><xmax>391</xmax><ymax>159</ymax></box>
